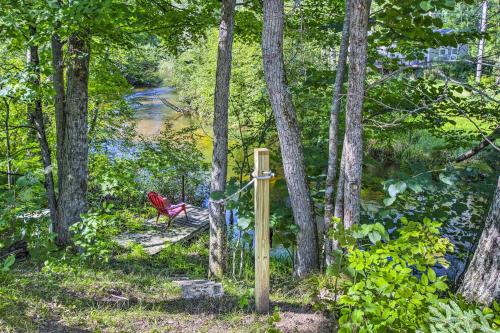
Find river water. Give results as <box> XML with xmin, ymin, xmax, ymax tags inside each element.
<box><xmin>129</xmin><ymin>87</ymin><xmax>205</xmax><ymax>139</ymax></box>
<box><xmin>127</xmin><ymin>86</ymin><xmax>485</xmax><ymax>283</ymax></box>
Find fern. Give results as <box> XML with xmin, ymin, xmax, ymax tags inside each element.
<box><xmin>424</xmin><ymin>301</ymin><xmax>497</xmax><ymax>333</ymax></box>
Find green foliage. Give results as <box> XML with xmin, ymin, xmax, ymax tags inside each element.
<box><xmin>0</xmin><ymin>172</ymin><xmax>56</xmax><ymax>260</ymax></box>
<box><xmin>149</xmin><ymin>234</ymin><xmax>209</xmax><ymax>277</ymax></box>
<box><xmin>70</xmin><ymin>205</ymin><xmax>118</xmax><ymax>261</ymax></box>
<box><xmin>334</xmin><ymin>217</ymin><xmax>454</xmax><ymax>332</ymax></box>
<box><xmin>113</xmin><ymin>42</ymin><xmax>166</xmax><ymax>87</ymax></box>
<box><xmin>266</xmin><ymin>306</ymin><xmax>282</xmax><ymax>333</ymax></box>
<box><xmin>423</xmin><ymin>300</ymin><xmax>498</xmax><ymax>333</ymax></box>
<box><xmin>238</xmin><ymin>287</ymin><xmax>254</xmax><ymax>310</ymax></box>
<box><xmin>1</xmin><ymin>255</ymin><xmax>15</xmax><ymax>272</ymax></box>
<box><xmin>89</xmin><ymin>125</ymin><xmax>209</xmax><ymax>208</ymax></box>
<box><xmin>0</xmin><ymin>1</ymin><xmax>498</xmax><ymax>331</ymax></box>
<box><xmin>374</xmin><ymin>162</ymin><xmax>497</xmax><ymax>263</ymax></box>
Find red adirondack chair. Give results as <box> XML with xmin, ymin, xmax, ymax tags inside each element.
<box><xmin>147</xmin><ymin>192</ymin><xmax>189</xmax><ymax>227</ymax></box>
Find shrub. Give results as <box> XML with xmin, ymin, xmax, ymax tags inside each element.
<box><xmin>70</xmin><ymin>205</ymin><xmax>119</xmax><ymax>261</ymax></box>
<box><xmin>333</xmin><ymin>217</ymin><xmax>454</xmax><ymax>332</ymax></box>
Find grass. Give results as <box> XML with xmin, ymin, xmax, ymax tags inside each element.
<box><xmin>0</xmin><ymin>234</ymin><xmax>331</xmax><ymax>333</ymax></box>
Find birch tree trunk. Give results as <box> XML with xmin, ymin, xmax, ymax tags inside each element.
<box><xmin>334</xmin><ymin>145</ymin><xmax>346</xmax><ymax>223</ymax></box>
<box><xmin>209</xmin><ymin>0</ymin><xmax>236</xmax><ymax>278</ymax></box>
<box><xmin>262</xmin><ymin>0</ymin><xmax>319</xmax><ymax>277</ymax></box>
<box><xmin>55</xmin><ymin>33</ymin><xmax>90</xmax><ymax>246</ymax></box>
<box><xmin>342</xmin><ymin>0</ymin><xmax>370</xmax><ymax>228</ymax></box>
<box><xmin>2</xmin><ymin>99</ymin><xmax>12</xmax><ymax>189</ymax></box>
<box><xmin>475</xmin><ymin>1</ymin><xmax>488</xmax><ymax>84</ymax></box>
<box><xmin>324</xmin><ymin>0</ymin><xmax>351</xmax><ymax>267</ymax></box>
<box><xmin>27</xmin><ymin>26</ymin><xmax>58</xmax><ymax>227</ymax></box>
<box><xmin>458</xmin><ymin>177</ymin><xmax>499</xmax><ymax>305</ymax></box>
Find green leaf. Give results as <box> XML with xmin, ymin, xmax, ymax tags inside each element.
<box><xmin>443</xmin><ymin>0</ymin><xmax>455</xmax><ymax>8</ymax></box>
<box><xmin>421</xmin><ymin>273</ymin><xmax>429</xmax><ymax>286</ymax></box>
<box><xmin>209</xmin><ymin>191</ymin><xmax>225</xmax><ymax>200</ymax></box>
<box><xmin>383</xmin><ymin>197</ymin><xmax>396</xmax><ymax>206</ymax></box>
<box><xmin>419</xmin><ymin>1</ymin><xmax>432</xmax><ymax>11</ymax></box>
<box><xmin>434</xmin><ymin>280</ymin><xmax>448</xmax><ymax>291</ymax></box>
<box><xmin>493</xmin><ymin>300</ymin><xmax>500</xmax><ymax>312</ymax></box>
<box><xmin>408</xmin><ymin>182</ymin><xmax>423</xmax><ymax>193</ymax></box>
<box><xmin>2</xmin><ymin>254</ymin><xmax>15</xmax><ymax>272</ymax></box>
<box><xmin>237</xmin><ymin>217</ymin><xmax>252</xmax><ymax>230</ymax></box>
<box><xmin>368</xmin><ymin>231</ymin><xmax>382</xmax><ymax>244</ymax></box>
<box><xmin>396</xmin><ymin>181</ymin><xmax>407</xmax><ymax>193</ymax></box>
<box><xmin>428</xmin><ymin>268</ymin><xmax>436</xmax><ymax>282</ymax></box>
<box><xmin>439</xmin><ymin>173</ymin><xmax>454</xmax><ymax>186</ymax></box>
<box><xmin>352</xmin><ymin>309</ymin><xmax>364</xmax><ymax>324</ymax></box>
<box><xmin>388</xmin><ymin>184</ymin><xmax>398</xmax><ymax>197</ymax></box>
<box><xmin>339</xmin><ymin>314</ymin><xmax>349</xmax><ymax>325</ymax></box>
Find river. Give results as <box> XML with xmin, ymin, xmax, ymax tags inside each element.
<box><xmin>127</xmin><ymin>86</ymin><xmax>213</xmax><ymax>161</ymax></box>
<box><xmin>126</xmin><ymin>86</ymin><xmax>486</xmax><ymax>284</ymax></box>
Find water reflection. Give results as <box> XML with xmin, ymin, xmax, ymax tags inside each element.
<box><xmin>128</xmin><ymin>87</ymin><xmax>195</xmax><ymax>137</ymax></box>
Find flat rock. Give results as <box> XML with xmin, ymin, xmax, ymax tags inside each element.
<box><xmin>174</xmin><ymin>279</ymin><xmax>224</xmax><ymax>299</ymax></box>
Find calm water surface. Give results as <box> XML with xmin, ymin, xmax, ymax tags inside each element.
<box><xmin>125</xmin><ymin>87</ymin><xmax>483</xmax><ymax>282</ymax></box>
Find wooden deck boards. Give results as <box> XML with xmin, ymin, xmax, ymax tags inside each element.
<box><xmin>115</xmin><ymin>204</ymin><xmax>209</xmax><ymax>255</ymax></box>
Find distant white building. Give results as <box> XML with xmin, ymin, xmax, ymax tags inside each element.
<box><xmin>425</xmin><ymin>29</ymin><xmax>469</xmax><ymax>62</ymax></box>
<box><xmin>376</xmin><ymin>29</ymin><xmax>469</xmax><ymax>69</ymax></box>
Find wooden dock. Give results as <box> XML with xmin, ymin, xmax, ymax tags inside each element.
<box><xmin>115</xmin><ymin>204</ymin><xmax>209</xmax><ymax>255</ymax></box>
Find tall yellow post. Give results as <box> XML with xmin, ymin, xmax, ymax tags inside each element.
<box><xmin>254</xmin><ymin>148</ymin><xmax>270</xmax><ymax>313</ymax></box>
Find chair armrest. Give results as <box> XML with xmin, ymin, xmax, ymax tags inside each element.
<box><xmin>168</xmin><ymin>203</ymin><xmax>185</xmax><ymax>210</ymax></box>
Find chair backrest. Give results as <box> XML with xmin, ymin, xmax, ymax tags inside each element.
<box><xmin>147</xmin><ymin>192</ymin><xmax>168</xmax><ymax>211</ymax></box>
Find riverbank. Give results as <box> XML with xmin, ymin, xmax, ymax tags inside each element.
<box><xmin>0</xmin><ymin>235</ymin><xmax>333</xmax><ymax>333</ymax></box>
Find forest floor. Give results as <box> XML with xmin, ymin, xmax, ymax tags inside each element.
<box><xmin>0</xmin><ymin>235</ymin><xmax>333</xmax><ymax>333</ymax></box>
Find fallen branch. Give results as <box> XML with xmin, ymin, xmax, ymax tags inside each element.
<box><xmin>455</xmin><ymin>126</ymin><xmax>500</xmax><ymax>162</ymax></box>
<box><xmin>157</xmin><ymin>96</ymin><xmax>191</xmax><ymax>114</ymax></box>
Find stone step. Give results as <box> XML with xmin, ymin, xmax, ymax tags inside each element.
<box><xmin>173</xmin><ymin>279</ymin><xmax>224</xmax><ymax>299</ymax></box>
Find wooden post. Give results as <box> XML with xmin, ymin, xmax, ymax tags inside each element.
<box><xmin>181</xmin><ymin>174</ymin><xmax>186</xmax><ymax>202</ymax></box>
<box><xmin>254</xmin><ymin>148</ymin><xmax>270</xmax><ymax>313</ymax></box>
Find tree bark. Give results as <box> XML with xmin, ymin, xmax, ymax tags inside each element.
<box><xmin>55</xmin><ymin>33</ymin><xmax>90</xmax><ymax>246</ymax></box>
<box><xmin>324</xmin><ymin>0</ymin><xmax>351</xmax><ymax>267</ymax></box>
<box><xmin>458</xmin><ymin>176</ymin><xmax>500</xmax><ymax>305</ymax></box>
<box><xmin>342</xmin><ymin>0</ymin><xmax>370</xmax><ymax>229</ymax></box>
<box><xmin>2</xmin><ymin>98</ymin><xmax>12</xmax><ymax>189</ymax></box>
<box><xmin>475</xmin><ymin>1</ymin><xmax>488</xmax><ymax>84</ymax></box>
<box><xmin>334</xmin><ymin>145</ymin><xmax>346</xmax><ymax>222</ymax></box>
<box><xmin>262</xmin><ymin>0</ymin><xmax>319</xmax><ymax>277</ymax></box>
<box><xmin>51</xmin><ymin>28</ymin><xmax>65</xmax><ymax>186</ymax></box>
<box><xmin>209</xmin><ymin>0</ymin><xmax>236</xmax><ymax>278</ymax></box>
<box><xmin>27</xmin><ymin>26</ymin><xmax>58</xmax><ymax>228</ymax></box>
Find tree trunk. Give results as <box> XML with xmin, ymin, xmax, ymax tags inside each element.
<box><xmin>27</xmin><ymin>26</ymin><xmax>58</xmax><ymax>229</ymax></box>
<box><xmin>51</xmin><ymin>22</ymin><xmax>66</xmax><ymax>242</ymax></box>
<box><xmin>52</xmin><ymin>29</ymin><xmax>65</xmax><ymax>185</ymax></box>
<box><xmin>209</xmin><ymin>0</ymin><xmax>236</xmax><ymax>278</ymax></box>
<box><xmin>342</xmin><ymin>0</ymin><xmax>370</xmax><ymax>229</ymax></box>
<box><xmin>262</xmin><ymin>0</ymin><xmax>319</xmax><ymax>277</ymax></box>
<box><xmin>458</xmin><ymin>177</ymin><xmax>499</xmax><ymax>305</ymax></box>
<box><xmin>475</xmin><ymin>1</ymin><xmax>488</xmax><ymax>84</ymax></box>
<box><xmin>3</xmin><ymin>98</ymin><xmax>12</xmax><ymax>189</ymax></box>
<box><xmin>324</xmin><ymin>0</ymin><xmax>351</xmax><ymax>267</ymax></box>
<box><xmin>334</xmin><ymin>145</ymin><xmax>346</xmax><ymax>223</ymax></box>
<box><xmin>55</xmin><ymin>33</ymin><xmax>90</xmax><ymax>246</ymax></box>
